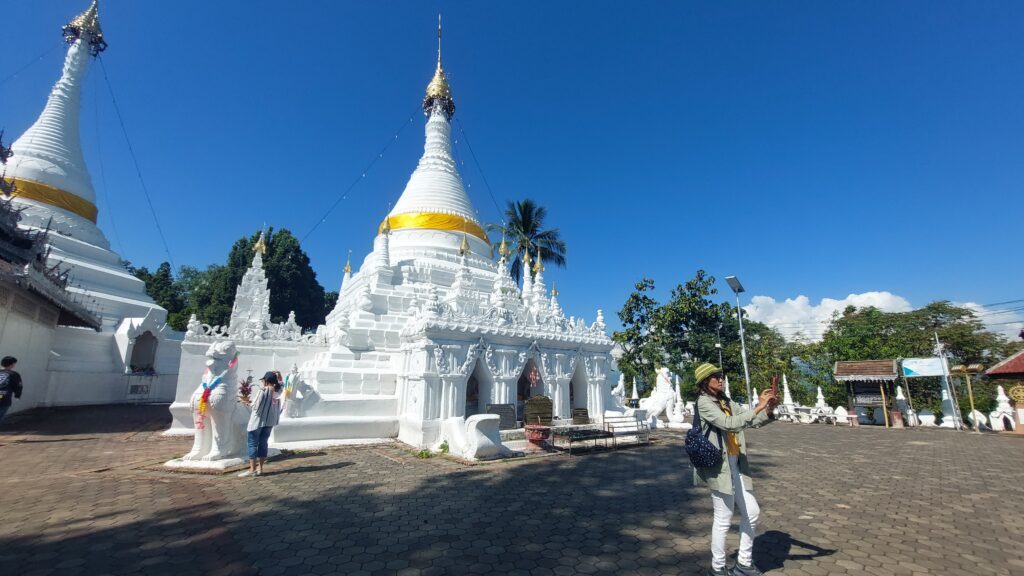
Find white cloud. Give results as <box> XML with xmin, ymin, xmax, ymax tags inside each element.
<box><xmin>744</xmin><ymin>291</ymin><xmax>912</xmax><ymax>342</ymax></box>
<box><xmin>743</xmin><ymin>292</ymin><xmax>1024</xmax><ymax>343</ymax></box>
<box><xmin>959</xmin><ymin>302</ymin><xmax>1024</xmax><ymax>341</ymax></box>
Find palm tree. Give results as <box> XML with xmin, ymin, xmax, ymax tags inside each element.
<box><xmin>487</xmin><ymin>199</ymin><xmax>567</xmax><ymax>285</ymax></box>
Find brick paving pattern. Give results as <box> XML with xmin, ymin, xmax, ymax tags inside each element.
<box><xmin>1</xmin><ymin>405</ymin><xmax>1023</xmax><ymax>575</ymax></box>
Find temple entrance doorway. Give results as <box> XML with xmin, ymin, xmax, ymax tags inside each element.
<box><xmin>129</xmin><ymin>331</ymin><xmax>158</xmax><ymax>373</ymax></box>
<box><xmin>570</xmin><ymin>361</ymin><xmax>589</xmax><ymax>411</ymax></box>
<box><xmin>464</xmin><ymin>360</ymin><xmax>492</xmax><ymax>417</ymax></box>
<box><xmin>516</xmin><ymin>358</ymin><xmax>543</xmax><ymax>421</ymax></box>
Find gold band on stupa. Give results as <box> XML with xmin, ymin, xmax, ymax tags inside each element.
<box><xmin>6</xmin><ymin>178</ymin><xmax>98</xmax><ymax>222</ymax></box>
<box><xmin>378</xmin><ymin>212</ymin><xmax>488</xmax><ymax>244</ymax></box>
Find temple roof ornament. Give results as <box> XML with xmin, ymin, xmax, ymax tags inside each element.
<box><xmin>533</xmin><ymin>248</ymin><xmax>544</xmax><ymax>274</ymax></box>
<box><xmin>343</xmin><ymin>250</ymin><xmax>352</xmax><ymax>274</ymax></box>
<box><xmin>498</xmin><ymin>234</ymin><xmax>511</xmax><ymax>259</ymax></box>
<box><xmin>458</xmin><ymin>231</ymin><xmax>470</xmax><ymax>257</ymax></box>
<box><xmin>7</xmin><ymin>0</ymin><xmax>105</xmax><ymax>224</ymax></box>
<box><xmin>253</xmin><ymin>231</ymin><xmax>267</xmax><ymax>255</ymax></box>
<box><xmin>423</xmin><ymin>15</ymin><xmax>455</xmax><ymax>118</ymax></box>
<box><xmin>63</xmin><ymin>0</ymin><xmax>107</xmax><ymax>57</ymax></box>
<box><xmin>380</xmin><ymin>18</ymin><xmax>486</xmax><ymax>246</ymax></box>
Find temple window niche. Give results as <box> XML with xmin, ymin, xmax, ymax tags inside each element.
<box><xmin>464</xmin><ymin>360</ymin><xmax>492</xmax><ymax>417</ymax></box>
<box><xmin>516</xmin><ymin>359</ymin><xmax>543</xmax><ymax>417</ymax></box>
<box><xmin>129</xmin><ymin>331</ymin><xmax>158</xmax><ymax>374</ymax></box>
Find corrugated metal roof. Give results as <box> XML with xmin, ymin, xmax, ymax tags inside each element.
<box><xmin>833</xmin><ymin>360</ymin><xmax>898</xmax><ymax>382</ymax></box>
<box><xmin>986</xmin><ymin>349</ymin><xmax>1024</xmax><ymax>377</ymax></box>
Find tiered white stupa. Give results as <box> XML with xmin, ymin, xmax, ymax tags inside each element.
<box><xmin>280</xmin><ymin>36</ymin><xmax>616</xmax><ymax>450</ymax></box>
<box><xmin>2</xmin><ymin>2</ymin><xmax>180</xmax><ymax>409</ymax></box>
<box><xmin>170</xmin><ymin>32</ymin><xmax>619</xmax><ymax>455</ymax></box>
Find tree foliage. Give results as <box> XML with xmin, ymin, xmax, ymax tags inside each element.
<box><xmin>129</xmin><ymin>227</ymin><xmax>334</xmax><ymax>332</ymax></box>
<box><xmin>612</xmin><ymin>270</ymin><xmax>789</xmax><ymax>402</ymax></box>
<box><xmin>806</xmin><ymin>301</ymin><xmax>1022</xmax><ymax>414</ymax></box>
<box><xmin>486</xmin><ymin>199</ymin><xmax>567</xmax><ymax>284</ymax></box>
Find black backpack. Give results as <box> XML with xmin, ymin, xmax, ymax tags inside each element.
<box><xmin>685</xmin><ymin>401</ymin><xmax>724</xmax><ymax>469</ymax></box>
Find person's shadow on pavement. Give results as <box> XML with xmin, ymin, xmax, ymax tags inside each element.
<box><xmin>751</xmin><ymin>530</ymin><xmax>837</xmax><ymax>571</ymax></box>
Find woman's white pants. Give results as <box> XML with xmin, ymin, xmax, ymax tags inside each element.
<box><xmin>709</xmin><ymin>455</ymin><xmax>760</xmax><ymax>570</ymax></box>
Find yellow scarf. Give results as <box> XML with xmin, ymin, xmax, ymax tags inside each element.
<box><xmin>716</xmin><ymin>398</ymin><xmax>741</xmax><ymax>456</ymax></box>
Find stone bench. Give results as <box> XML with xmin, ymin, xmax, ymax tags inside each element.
<box><xmin>603</xmin><ymin>415</ymin><xmax>650</xmax><ymax>447</ymax></box>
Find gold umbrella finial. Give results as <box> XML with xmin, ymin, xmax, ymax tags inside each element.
<box><xmin>423</xmin><ymin>14</ymin><xmax>455</xmax><ymax>116</ymax></box>
<box><xmin>253</xmin><ymin>230</ymin><xmax>267</xmax><ymax>255</ymax></box>
<box><xmin>343</xmin><ymin>250</ymin><xmax>352</xmax><ymax>274</ymax></box>
<box><xmin>498</xmin><ymin>234</ymin><xmax>511</xmax><ymax>258</ymax></box>
<box><xmin>533</xmin><ymin>248</ymin><xmax>544</xmax><ymax>273</ymax></box>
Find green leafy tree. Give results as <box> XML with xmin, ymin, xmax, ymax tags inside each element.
<box><xmin>487</xmin><ymin>199</ymin><xmax>566</xmax><ymax>284</ymax></box>
<box><xmin>219</xmin><ymin>228</ymin><xmax>329</xmax><ymax>330</ymax></box>
<box><xmin>131</xmin><ymin>227</ymin><xmax>334</xmax><ymax>332</ymax></box>
<box><xmin>614</xmin><ymin>271</ymin><xmax>758</xmax><ymax>400</ymax></box>
<box><xmin>803</xmin><ymin>301</ymin><xmax>1020</xmax><ymax>414</ymax></box>
<box><xmin>131</xmin><ymin>261</ymin><xmax>188</xmax><ymax>330</ymax></box>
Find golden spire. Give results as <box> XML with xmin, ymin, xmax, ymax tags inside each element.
<box><xmin>343</xmin><ymin>250</ymin><xmax>352</xmax><ymax>274</ymax></box>
<box><xmin>551</xmin><ymin>283</ymin><xmax>559</xmax><ymax>297</ymax></box>
<box><xmin>63</xmin><ymin>0</ymin><xmax>107</xmax><ymax>55</ymax></box>
<box><xmin>381</xmin><ymin>216</ymin><xmax>392</xmax><ymax>235</ymax></box>
<box><xmin>498</xmin><ymin>234</ymin><xmax>511</xmax><ymax>259</ymax></box>
<box><xmin>458</xmin><ymin>231</ymin><xmax>470</xmax><ymax>257</ymax></box>
<box><xmin>533</xmin><ymin>248</ymin><xmax>544</xmax><ymax>273</ymax></box>
<box><xmin>423</xmin><ymin>14</ymin><xmax>455</xmax><ymax>116</ymax></box>
<box><xmin>253</xmin><ymin>231</ymin><xmax>267</xmax><ymax>255</ymax></box>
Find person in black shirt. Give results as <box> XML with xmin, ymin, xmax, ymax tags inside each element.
<box><xmin>0</xmin><ymin>356</ymin><xmax>24</xmax><ymax>425</ymax></box>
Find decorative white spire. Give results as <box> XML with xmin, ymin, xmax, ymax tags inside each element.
<box><xmin>815</xmin><ymin>386</ymin><xmax>827</xmax><ymax>409</ymax></box>
<box><xmin>521</xmin><ymin>249</ymin><xmax>533</xmax><ymax>303</ymax></box>
<box><xmin>781</xmin><ymin>373</ymin><xmax>794</xmax><ymax>406</ymax></box>
<box><xmin>7</xmin><ymin>1</ymin><xmax>106</xmax><ymax>224</ymax></box>
<box><xmin>549</xmin><ymin>284</ymin><xmax>563</xmax><ymax>318</ymax></box>
<box><xmin>228</xmin><ymin>239</ymin><xmax>273</xmax><ymax>336</ymax></box>
<box><xmin>381</xmin><ymin>19</ymin><xmax>485</xmax><ymax>246</ymax></box>
<box><xmin>531</xmin><ymin>250</ymin><xmax>547</xmax><ymax>314</ymax></box>
<box><xmin>340</xmin><ymin>249</ymin><xmax>353</xmax><ymax>291</ymax></box>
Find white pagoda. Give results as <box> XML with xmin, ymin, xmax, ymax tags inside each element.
<box><xmin>170</xmin><ymin>28</ymin><xmax>618</xmax><ymax>453</ymax></box>
<box><xmin>2</xmin><ymin>2</ymin><xmax>180</xmax><ymax>409</ymax></box>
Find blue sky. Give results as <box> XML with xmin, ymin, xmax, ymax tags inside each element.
<box><xmin>3</xmin><ymin>1</ymin><xmax>1022</xmax><ymax>337</ymax></box>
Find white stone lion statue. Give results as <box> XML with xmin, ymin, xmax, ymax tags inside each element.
<box><xmin>181</xmin><ymin>340</ymin><xmax>247</xmax><ymax>463</ymax></box>
<box><xmin>639</xmin><ymin>367</ymin><xmax>676</xmax><ymax>428</ymax></box>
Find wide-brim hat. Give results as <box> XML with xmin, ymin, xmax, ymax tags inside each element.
<box><xmin>694</xmin><ymin>363</ymin><xmax>722</xmax><ymax>385</ymax></box>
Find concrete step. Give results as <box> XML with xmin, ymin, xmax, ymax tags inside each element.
<box><xmin>271</xmin><ymin>415</ymin><xmax>398</xmax><ymax>444</ymax></box>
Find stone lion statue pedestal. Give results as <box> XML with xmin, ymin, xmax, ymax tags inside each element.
<box><xmin>164</xmin><ymin>340</ymin><xmax>281</xmax><ymax>471</ymax></box>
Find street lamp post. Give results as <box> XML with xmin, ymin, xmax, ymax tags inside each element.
<box><xmin>725</xmin><ymin>276</ymin><xmax>753</xmax><ymax>407</ymax></box>
<box><xmin>950</xmin><ymin>363</ymin><xmax>985</xmax><ymax>432</ymax></box>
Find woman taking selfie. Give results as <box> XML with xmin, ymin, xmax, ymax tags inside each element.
<box><xmin>692</xmin><ymin>362</ymin><xmax>776</xmax><ymax>576</ymax></box>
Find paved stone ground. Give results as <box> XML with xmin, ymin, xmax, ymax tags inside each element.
<box><xmin>1</xmin><ymin>405</ymin><xmax>1023</xmax><ymax>576</ymax></box>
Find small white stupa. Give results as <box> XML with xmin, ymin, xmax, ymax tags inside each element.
<box><xmin>989</xmin><ymin>386</ymin><xmax>1015</xmax><ymax>431</ymax></box>
<box><xmin>939</xmin><ymin>388</ymin><xmax>959</xmax><ymax>429</ymax></box>
<box><xmin>815</xmin><ymin>386</ymin><xmax>828</xmax><ymax>409</ymax></box>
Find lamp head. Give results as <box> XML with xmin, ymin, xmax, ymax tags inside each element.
<box><xmin>725</xmin><ymin>276</ymin><xmax>745</xmax><ymax>294</ymax></box>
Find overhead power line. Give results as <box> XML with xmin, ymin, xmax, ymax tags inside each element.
<box><xmin>98</xmin><ymin>56</ymin><xmax>175</xmax><ymax>270</ymax></box>
<box><xmin>301</xmin><ymin>107</ymin><xmax>420</xmax><ymax>243</ymax></box>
